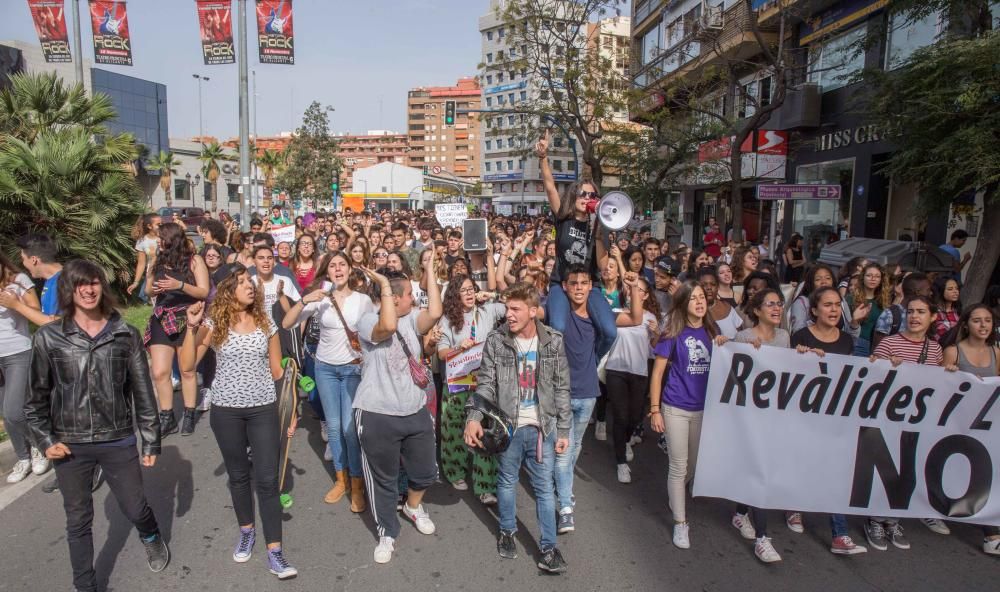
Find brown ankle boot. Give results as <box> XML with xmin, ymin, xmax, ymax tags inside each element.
<box><xmin>324</xmin><ymin>470</ymin><xmax>348</xmax><ymax>504</ymax></box>
<box><xmin>350</xmin><ymin>476</ymin><xmax>366</xmax><ymax>513</ymax></box>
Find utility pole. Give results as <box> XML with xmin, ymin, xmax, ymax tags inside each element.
<box><xmin>252</xmin><ymin>69</ymin><xmax>259</xmax><ymax>214</ymax></box>
<box><xmin>237</xmin><ymin>0</ymin><xmax>251</xmax><ymax>227</ymax></box>
<box><xmin>70</xmin><ymin>0</ymin><xmax>84</xmax><ymax>86</ymax></box>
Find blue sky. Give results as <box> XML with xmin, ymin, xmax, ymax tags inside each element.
<box><xmin>1</xmin><ymin>0</ymin><xmax>488</xmax><ymax>138</ymax></box>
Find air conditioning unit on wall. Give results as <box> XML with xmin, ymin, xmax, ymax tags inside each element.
<box><xmin>701</xmin><ymin>1</ymin><xmax>724</xmax><ymax>30</ymax></box>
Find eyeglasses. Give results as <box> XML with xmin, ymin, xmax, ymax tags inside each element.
<box><xmin>577</xmin><ymin>191</ymin><xmax>599</xmax><ymax>199</ymax></box>
<box><xmin>374</xmin><ymin>252</ymin><xmax>388</xmax><ymax>258</ymax></box>
<box><xmin>459</xmin><ymin>287</ymin><xmax>476</xmax><ymax>295</ymax></box>
<box><xmin>762</xmin><ymin>301</ymin><xmax>784</xmax><ymax>309</ymax></box>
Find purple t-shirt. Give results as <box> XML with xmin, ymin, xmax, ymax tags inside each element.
<box><xmin>653</xmin><ymin>326</ymin><xmax>713</xmax><ymax>411</ymax></box>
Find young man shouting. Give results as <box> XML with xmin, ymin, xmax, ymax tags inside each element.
<box><xmin>465</xmin><ymin>283</ymin><xmax>571</xmax><ymax>573</ymax></box>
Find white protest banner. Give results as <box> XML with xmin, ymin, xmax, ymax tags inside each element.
<box><xmin>494</xmin><ymin>204</ymin><xmax>513</xmax><ymax>216</ymax></box>
<box><xmin>435</xmin><ymin>203</ymin><xmax>468</xmax><ymax>228</ymax></box>
<box><xmin>444</xmin><ymin>342</ymin><xmax>485</xmax><ymax>392</ymax></box>
<box><xmin>693</xmin><ymin>342</ymin><xmax>1000</xmax><ymax>525</ymax></box>
<box><xmin>270</xmin><ymin>223</ymin><xmax>296</xmax><ymax>246</ymax></box>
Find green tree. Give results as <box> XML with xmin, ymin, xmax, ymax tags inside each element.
<box><xmin>146</xmin><ymin>150</ymin><xmax>181</xmax><ymax>206</ymax></box>
<box><xmin>198</xmin><ymin>141</ymin><xmax>228</xmax><ymax>212</ymax></box>
<box><xmin>0</xmin><ymin>72</ymin><xmax>145</xmax><ymax>283</ymax></box>
<box><xmin>277</xmin><ymin>102</ymin><xmax>341</xmax><ymax>209</ymax></box>
<box><xmin>865</xmin><ymin>2</ymin><xmax>998</xmax><ymax>303</ymax></box>
<box><xmin>256</xmin><ymin>148</ymin><xmax>285</xmax><ymax>198</ymax></box>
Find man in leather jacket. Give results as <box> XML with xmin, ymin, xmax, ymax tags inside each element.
<box><xmin>465</xmin><ymin>283</ymin><xmax>571</xmax><ymax>573</ymax></box>
<box><xmin>24</xmin><ymin>260</ymin><xmax>170</xmax><ymax>592</ymax></box>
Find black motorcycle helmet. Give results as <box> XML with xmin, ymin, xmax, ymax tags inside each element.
<box><xmin>464</xmin><ymin>393</ymin><xmax>514</xmax><ymax>456</ymax></box>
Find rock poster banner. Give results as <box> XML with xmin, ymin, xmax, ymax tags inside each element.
<box><xmin>88</xmin><ymin>0</ymin><xmax>133</xmax><ymax>66</ymax></box>
<box><xmin>196</xmin><ymin>0</ymin><xmax>234</xmax><ymax>65</ymax></box>
<box><xmin>694</xmin><ymin>342</ymin><xmax>1000</xmax><ymax>525</ymax></box>
<box><xmin>255</xmin><ymin>0</ymin><xmax>294</xmax><ymax>65</ymax></box>
<box><xmin>27</xmin><ymin>0</ymin><xmax>71</xmax><ymax>63</ymax></box>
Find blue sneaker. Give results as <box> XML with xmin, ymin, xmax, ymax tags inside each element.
<box><xmin>267</xmin><ymin>546</ymin><xmax>298</xmax><ymax>579</ymax></box>
<box><xmin>233</xmin><ymin>526</ymin><xmax>255</xmax><ymax>563</ymax></box>
<box><xmin>557</xmin><ymin>509</ymin><xmax>575</xmax><ymax>534</ymax></box>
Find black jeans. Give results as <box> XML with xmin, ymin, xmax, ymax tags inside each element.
<box><xmin>54</xmin><ymin>442</ymin><xmax>159</xmax><ymax>592</ymax></box>
<box><xmin>210</xmin><ymin>403</ymin><xmax>283</xmax><ymax>544</ymax></box>
<box><xmin>605</xmin><ymin>370</ymin><xmax>648</xmax><ymax>464</ymax></box>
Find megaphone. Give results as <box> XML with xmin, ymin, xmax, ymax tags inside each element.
<box><xmin>589</xmin><ymin>191</ymin><xmax>634</xmax><ymax>231</ymax></box>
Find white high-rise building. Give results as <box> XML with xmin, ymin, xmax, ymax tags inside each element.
<box><xmin>478</xmin><ymin>0</ymin><xmax>580</xmax><ymax>213</ymax></box>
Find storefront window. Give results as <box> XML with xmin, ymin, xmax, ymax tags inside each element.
<box><xmin>794</xmin><ymin>159</ymin><xmax>855</xmax><ymax>257</ymax></box>
<box><xmin>807</xmin><ymin>25</ymin><xmax>866</xmax><ymax>91</ymax></box>
<box><xmin>885</xmin><ymin>11</ymin><xmax>943</xmax><ymax>69</ymax></box>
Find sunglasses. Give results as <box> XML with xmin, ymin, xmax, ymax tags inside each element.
<box><xmin>577</xmin><ymin>191</ymin><xmax>599</xmax><ymax>199</ymax></box>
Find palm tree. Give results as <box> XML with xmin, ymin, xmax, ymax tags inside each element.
<box><xmin>256</xmin><ymin>149</ymin><xmax>284</xmax><ymax>206</ymax></box>
<box><xmin>0</xmin><ymin>72</ymin><xmax>144</xmax><ymax>283</ymax></box>
<box><xmin>146</xmin><ymin>150</ymin><xmax>181</xmax><ymax>207</ymax></box>
<box><xmin>198</xmin><ymin>141</ymin><xmax>226</xmax><ymax>212</ymax></box>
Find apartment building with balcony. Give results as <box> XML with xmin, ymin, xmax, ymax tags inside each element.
<box><xmin>336</xmin><ymin>131</ymin><xmax>408</xmax><ymax>193</ymax></box>
<box><xmin>478</xmin><ymin>0</ymin><xmax>580</xmax><ymax>213</ymax></box>
<box><xmin>631</xmin><ymin>0</ymin><xmax>994</xmax><ymax>253</ymax></box>
<box><xmin>407</xmin><ymin>77</ymin><xmax>482</xmax><ymax>182</ymax></box>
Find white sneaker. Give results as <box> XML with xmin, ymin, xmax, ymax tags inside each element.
<box><xmin>921</xmin><ymin>518</ymin><xmax>951</xmax><ymax>535</ymax></box>
<box><xmin>616</xmin><ymin>463</ymin><xmax>631</xmax><ymax>484</ymax></box>
<box><xmin>171</xmin><ymin>376</ymin><xmax>181</xmax><ymax>391</ymax></box>
<box><xmin>319</xmin><ymin>421</ymin><xmax>329</xmax><ymax>442</ymax></box>
<box><xmin>672</xmin><ymin>522</ymin><xmax>690</xmax><ymax>549</ymax></box>
<box><xmin>323</xmin><ymin>443</ymin><xmax>333</xmax><ymax>462</ymax></box>
<box><xmin>373</xmin><ymin>536</ymin><xmax>395</xmax><ymax>564</ymax></box>
<box><xmin>732</xmin><ymin>512</ymin><xmax>757</xmax><ymax>540</ymax></box>
<box><xmin>594</xmin><ymin>421</ymin><xmax>607</xmax><ymax>441</ymax></box>
<box><xmin>30</xmin><ymin>448</ymin><xmax>51</xmax><ymax>476</ymax></box>
<box><xmin>625</xmin><ymin>443</ymin><xmax>634</xmax><ymax>462</ymax></box>
<box><xmin>754</xmin><ymin>536</ymin><xmax>782</xmax><ymax>563</ymax></box>
<box><xmin>6</xmin><ymin>459</ymin><xmax>32</xmax><ymax>484</ymax></box>
<box><xmin>402</xmin><ymin>503</ymin><xmax>436</xmax><ymax>535</ymax></box>
<box><xmin>984</xmin><ymin>538</ymin><xmax>1000</xmax><ymax>556</ymax></box>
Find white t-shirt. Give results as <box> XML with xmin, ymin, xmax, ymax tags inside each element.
<box><xmin>605</xmin><ymin>311</ymin><xmax>657</xmax><ymax>376</ymax></box>
<box><xmin>258</xmin><ymin>275</ymin><xmax>300</xmax><ymax>324</ymax></box>
<box><xmin>0</xmin><ymin>273</ymin><xmax>35</xmax><ymax>357</ymax></box>
<box><xmin>714</xmin><ymin>305</ymin><xmax>744</xmax><ymax>339</ymax></box>
<box><xmin>354</xmin><ymin>311</ymin><xmax>427</xmax><ymax>416</ymax></box>
<box><xmin>205</xmin><ymin>318</ymin><xmax>278</xmax><ymax>408</ymax></box>
<box><xmin>135</xmin><ymin>236</ymin><xmax>158</xmax><ymax>258</ymax></box>
<box><xmin>514</xmin><ymin>334</ymin><xmax>540</xmax><ymax>428</ymax></box>
<box><xmin>297</xmin><ymin>291</ymin><xmax>375</xmax><ymax>365</ymax></box>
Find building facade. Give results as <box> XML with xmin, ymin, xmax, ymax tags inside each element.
<box><xmin>478</xmin><ymin>0</ymin><xmax>579</xmax><ymax>212</ymax></box>
<box><xmin>336</xmin><ymin>131</ymin><xmax>408</xmax><ymax>193</ymax></box>
<box><xmin>629</xmin><ymin>0</ymin><xmax>993</xmax><ymax>256</ymax></box>
<box><xmin>407</xmin><ymin>77</ymin><xmax>482</xmax><ymax>181</ymax></box>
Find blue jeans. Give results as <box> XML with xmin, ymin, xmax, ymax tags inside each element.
<box><xmin>546</xmin><ymin>282</ymin><xmax>618</xmax><ymax>360</ymax></box>
<box><xmin>497</xmin><ymin>426</ymin><xmax>557</xmax><ymax>550</ymax></box>
<box><xmin>830</xmin><ymin>513</ymin><xmax>849</xmax><ymax>538</ymax></box>
<box><xmin>852</xmin><ymin>336</ymin><xmax>871</xmax><ymax>357</ymax></box>
<box><xmin>314</xmin><ymin>361</ymin><xmax>363</xmax><ymax>476</ymax></box>
<box><xmin>555</xmin><ymin>397</ymin><xmax>597</xmax><ymax>511</ymax></box>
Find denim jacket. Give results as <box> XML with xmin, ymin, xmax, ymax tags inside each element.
<box><xmin>468</xmin><ymin>320</ymin><xmax>571</xmax><ymax>439</ymax></box>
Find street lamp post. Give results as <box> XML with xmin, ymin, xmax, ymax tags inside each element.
<box><xmin>192</xmin><ymin>74</ymin><xmax>210</xmax><ymax>146</ymax></box>
<box><xmin>70</xmin><ymin>0</ymin><xmax>84</xmax><ymax>86</ymax></box>
<box><xmin>237</xmin><ymin>0</ymin><xmax>251</xmax><ymax>228</ymax></box>
<box><xmin>252</xmin><ymin>69</ymin><xmax>259</xmax><ymax>214</ymax></box>
<box><xmin>185</xmin><ymin>172</ymin><xmax>202</xmax><ymax>208</ymax></box>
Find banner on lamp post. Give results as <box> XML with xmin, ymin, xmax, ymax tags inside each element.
<box><xmin>255</xmin><ymin>0</ymin><xmax>294</xmax><ymax>65</ymax></box>
<box><xmin>88</xmin><ymin>0</ymin><xmax>133</xmax><ymax>66</ymax></box>
<box><xmin>196</xmin><ymin>0</ymin><xmax>235</xmax><ymax>65</ymax></box>
<box><xmin>694</xmin><ymin>342</ymin><xmax>1000</xmax><ymax>525</ymax></box>
<box><xmin>27</xmin><ymin>0</ymin><xmax>71</xmax><ymax>63</ymax></box>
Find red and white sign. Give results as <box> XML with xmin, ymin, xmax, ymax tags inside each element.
<box><xmin>756</xmin><ymin>130</ymin><xmax>788</xmax><ymax>155</ymax></box>
<box><xmin>432</xmin><ymin>165</ymin><xmax>442</xmax><ymax>174</ymax></box>
<box><xmin>696</xmin><ymin>130</ymin><xmax>788</xmax><ymax>180</ymax></box>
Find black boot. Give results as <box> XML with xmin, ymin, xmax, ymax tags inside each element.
<box><xmin>160</xmin><ymin>410</ymin><xmax>178</xmax><ymax>437</ymax></box>
<box><xmin>180</xmin><ymin>408</ymin><xmax>196</xmax><ymax>436</ymax></box>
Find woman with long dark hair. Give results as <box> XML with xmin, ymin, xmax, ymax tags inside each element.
<box><xmin>0</xmin><ymin>253</ymin><xmax>45</xmax><ymax>482</ymax></box>
<box><xmin>932</xmin><ymin>276</ymin><xmax>961</xmax><ymax>341</ymax></box>
<box><xmin>783</xmin><ymin>234</ymin><xmax>805</xmax><ymax>283</ymax></box>
<box><xmin>181</xmin><ymin>264</ymin><xmax>298</xmax><ymax>579</ymax></box>
<box><xmin>787</xmin><ymin>264</ymin><xmax>836</xmax><ymax>333</ymax></box>
<box><xmin>436</xmin><ymin>274</ymin><xmax>503</xmax><ymax>504</ymax></box>
<box><xmin>648</xmin><ymin>280</ymin><xmax>725</xmax><ymax>550</ymax></box>
<box><xmin>699</xmin><ymin>266</ymin><xmax>742</xmax><ymax>339</ymax></box>
<box><xmin>145</xmin><ymin>222</ymin><xmax>210</xmax><ymax>436</ymax></box>
<box><xmin>535</xmin><ymin>130</ymin><xmax>617</xmax><ymax>360</ymax></box>
<box><xmin>283</xmin><ymin>251</ymin><xmax>374</xmax><ymax>512</ymax></box>
<box><xmin>941</xmin><ymin>304</ymin><xmax>1000</xmax><ymax>556</ymax></box>
<box><xmin>790</xmin><ymin>286</ymin><xmax>867</xmax><ymax>555</ymax></box>
<box><xmin>846</xmin><ymin>263</ymin><xmax>892</xmax><ymax>356</ymax></box>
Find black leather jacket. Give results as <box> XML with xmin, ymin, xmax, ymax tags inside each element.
<box><xmin>25</xmin><ymin>313</ymin><xmax>161</xmax><ymax>456</ymax></box>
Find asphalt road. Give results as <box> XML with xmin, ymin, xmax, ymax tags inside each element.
<box><xmin>0</xmin><ymin>411</ymin><xmax>995</xmax><ymax>592</ymax></box>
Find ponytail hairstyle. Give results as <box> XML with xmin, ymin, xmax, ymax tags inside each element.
<box><xmin>131</xmin><ymin>212</ymin><xmax>160</xmax><ymax>241</ymax></box>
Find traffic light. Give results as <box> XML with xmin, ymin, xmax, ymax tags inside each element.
<box><xmin>444</xmin><ymin>101</ymin><xmax>456</xmax><ymax>126</ymax></box>
<box><xmin>331</xmin><ymin>170</ymin><xmax>340</xmax><ymax>193</ymax></box>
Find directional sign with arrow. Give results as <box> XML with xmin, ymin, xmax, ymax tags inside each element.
<box><xmin>756</xmin><ymin>184</ymin><xmax>842</xmax><ymax>201</ymax></box>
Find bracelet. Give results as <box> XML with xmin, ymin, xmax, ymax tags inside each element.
<box><xmin>179</xmin><ymin>281</ymin><xmax>186</xmax><ymax>291</ymax></box>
